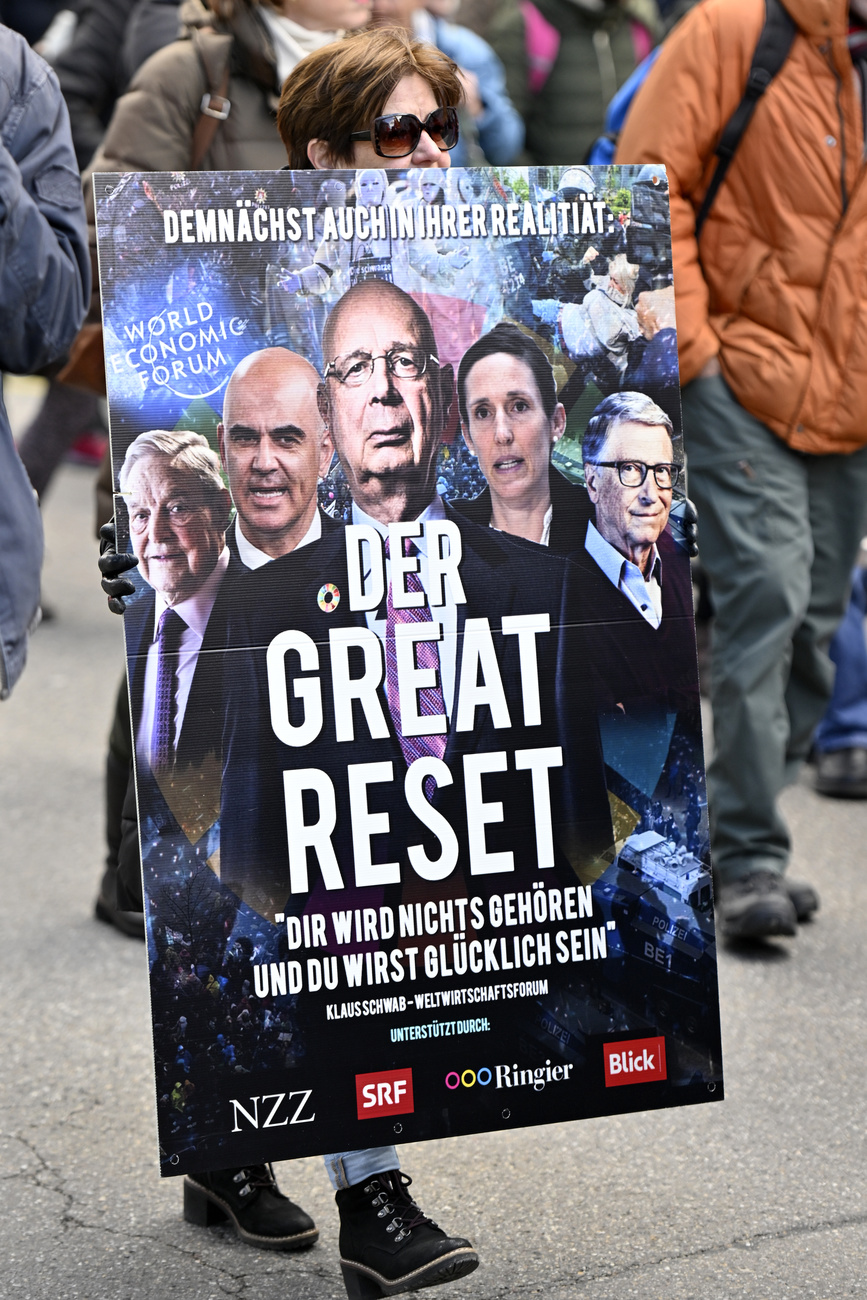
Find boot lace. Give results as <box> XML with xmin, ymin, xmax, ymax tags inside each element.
<box><xmin>231</xmin><ymin>1162</ymin><xmax>279</xmax><ymax>1199</ymax></box>
<box><xmin>363</xmin><ymin>1171</ymin><xmax>436</xmax><ymax>1244</ymax></box>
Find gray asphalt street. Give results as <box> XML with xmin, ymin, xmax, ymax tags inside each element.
<box><xmin>1</xmin><ymin>459</ymin><xmax>866</xmax><ymax>1300</ymax></box>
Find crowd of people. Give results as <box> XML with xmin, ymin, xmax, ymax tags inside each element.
<box><xmin>3</xmin><ymin>0</ymin><xmax>867</xmax><ymax>1296</ymax></box>
<box><xmin>152</xmin><ymin>917</ymin><xmax>306</xmax><ymax>1161</ymax></box>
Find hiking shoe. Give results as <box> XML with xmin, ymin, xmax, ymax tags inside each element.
<box><xmin>715</xmin><ymin>870</ymin><xmax>797</xmax><ymax>940</ymax></box>
<box><xmin>815</xmin><ymin>747</ymin><xmax>867</xmax><ymax>798</ymax></box>
<box><xmin>784</xmin><ymin>878</ymin><xmax>820</xmax><ymax>923</ymax></box>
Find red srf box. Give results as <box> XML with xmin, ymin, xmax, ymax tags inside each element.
<box><xmin>603</xmin><ymin>1036</ymin><xmax>667</xmax><ymax>1087</ymax></box>
<box><xmin>356</xmin><ymin>1068</ymin><xmax>415</xmax><ymax>1119</ymax></box>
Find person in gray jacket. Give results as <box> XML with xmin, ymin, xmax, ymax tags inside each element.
<box><xmin>0</xmin><ymin>22</ymin><xmax>90</xmax><ymax>699</ymax></box>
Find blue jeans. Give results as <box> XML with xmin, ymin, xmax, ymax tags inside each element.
<box><xmin>814</xmin><ymin>569</ymin><xmax>867</xmax><ymax>752</ymax></box>
<box><xmin>322</xmin><ymin>1147</ymin><xmax>400</xmax><ymax>1190</ymax></box>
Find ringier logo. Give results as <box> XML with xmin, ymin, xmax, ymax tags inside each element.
<box><xmin>356</xmin><ymin>1068</ymin><xmax>415</xmax><ymax>1119</ymax></box>
<box><xmin>603</xmin><ymin>1036</ymin><xmax>666</xmax><ymax>1087</ymax></box>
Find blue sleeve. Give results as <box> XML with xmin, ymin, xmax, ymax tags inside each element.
<box><xmin>437</xmin><ymin>22</ymin><xmax>524</xmax><ymax>166</ymax></box>
<box><xmin>0</xmin><ymin>29</ymin><xmax>90</xmax><ymax>375</ymax></box>
<box><xmin>0</xmin><ymin>412</ymin><xmax>42</xmax><ymax>699</ymax></box>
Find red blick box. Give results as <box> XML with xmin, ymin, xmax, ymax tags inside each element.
<box><xmin>603</xmin><ymin>1037</ymin><xmax>667</xmax><ymax>1087</ymax></box>
<box><xmin>356</xmin><ymin>1068</ymin><xmax>415</xmax><ymax>1119</ymax></box>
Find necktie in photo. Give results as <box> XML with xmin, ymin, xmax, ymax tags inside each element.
<box><xmin>384</xmin><ymin>536</ymin><xmax>447</xmax><ymax>769</ymax></box>
<box><xmin>151</xmin><ymin>607</ymin><xmax>186</xmax><ymax>770</ymax></box>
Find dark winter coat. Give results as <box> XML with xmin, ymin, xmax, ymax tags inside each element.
<box><xmin>54</xmin><ymin>0</ymin><xmax>184</xmax><ymax>172</ymax></box>
<box><xmin>487</xmin><ymin>0</ymin><xmax>651</xmax><ymax>166</ymax></box>
<box><xmin>85</xmin><ymin>0</ymin><xmax>287</xmax><ymax>178</ymax></box>
<box><xmin>54</xmin><ymin>0</ymin><xmax>138</xmax><ymax>170</ymax></box>
<box><xmin>81</xmin><ymin>0</ymin><xmax>287</xmax><ymax>326</ymax></box>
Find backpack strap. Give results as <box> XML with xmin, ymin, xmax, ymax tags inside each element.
<box><xmin>694</xmin><ymin>0</ymin><xmax>796</xmax><ymax>239</ymax></box>
<box><xmin>190</xmin><ymin>27</ymin><xmax>233</xmax><ymax>171</ymax></box>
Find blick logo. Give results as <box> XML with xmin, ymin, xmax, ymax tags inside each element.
<box><xmin>603</xmin><ymin>1036</ymin><xmax>666</xmax><ymax>1087</ymax></box>
<box><xmin>356</xmin><ymin>1068</ymin><xmax>414</xmax><ymax>1119</ymax></box>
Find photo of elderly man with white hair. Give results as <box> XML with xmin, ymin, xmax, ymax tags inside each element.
<box><xmin>118</xmin><ymin>429</ymin><xmax>236</xmax><ymax>837</ymax></box>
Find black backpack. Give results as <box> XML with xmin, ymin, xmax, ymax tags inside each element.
<box><xmin>694</xmin><ymin>0</ymin><xmax>796</xmax><ymax>237</ymax></box>
<box><xmin>585</xmin><ymin>0</ymin><xmax>796</xmax><ymax>236</ymax></box>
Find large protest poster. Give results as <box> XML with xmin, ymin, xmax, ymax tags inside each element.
<box><xmin>95</xmin><ymin>165</ymin><xmax>723</xmax><ymax>1177</ymax></box>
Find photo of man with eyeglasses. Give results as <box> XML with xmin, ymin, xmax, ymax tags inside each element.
<box><xmin>576</xmin><ymin>391</ymin><xmax>698</xmax><ymax>715</ymax></box>
<box><xmin>583</xmin><ymin>392</ymin><xmax>679</xmax><ymax>626</ymax></box>
<box><xmin>322</xmin><ymin>279</ymin><xmax>449</xmax><ymax>529</ymax></box>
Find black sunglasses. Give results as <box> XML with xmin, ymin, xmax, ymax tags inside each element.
<box><xmin>349</xmin><ymin>106</ymin><xmax>459</xmax><ymax>159</ymax></box>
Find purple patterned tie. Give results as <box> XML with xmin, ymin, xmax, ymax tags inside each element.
<box><xmin>384</xmin><ymin>536</ymin><xmax>447</xmax><ymax>769</ymax></box>
<box><xmin>151</xmin><ymin>607</ymin><xmax>186</xmax><ymax>770</ymax></box>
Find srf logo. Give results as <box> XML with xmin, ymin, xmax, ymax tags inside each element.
<box><xmin>603</xmin><ymin>1036</ymin><xmax>666</xmax><ymax>1087</ymax></box>
<box><xmin>356</xmin><ymin>1068</ymin><xmax>414</xmax><ymax>1119</ymax></box>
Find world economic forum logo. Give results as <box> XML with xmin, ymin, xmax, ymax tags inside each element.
<box><xmin>105</xmin><ymin>299</ymin><xmax>249</xmax><ymax>402</ymax></box>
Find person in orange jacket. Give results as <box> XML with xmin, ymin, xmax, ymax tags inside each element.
<box><xmin>617</xmin><ymin>0</ymin><xmax>867</xmax><ymax>941</ymax></box>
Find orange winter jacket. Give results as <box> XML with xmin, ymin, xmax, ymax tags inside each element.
<box><xmin>617</xmin><ymin>0</ymin><xmax>867</xmax><ymax>454</ymax></box>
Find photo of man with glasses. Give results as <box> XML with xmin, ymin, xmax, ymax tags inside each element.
<box><xmin>582</xmin><ymin>392</ymin><xmax>679</xmax><ymax>627</ymax></box>
<box><xmin>576</xmin><ymin>391</ymin><xmax>698</xmax><ymax>714</ymax></box>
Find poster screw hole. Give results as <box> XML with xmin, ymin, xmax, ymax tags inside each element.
<box><xmin>707</xmin><ymin>1083</ymin><xmax>716</xmax><ymax>1093</ymax></box>
<box><xmin>393</xmin><ymin>1123</ymin><xmax>403</xmax><ymax>1134</ymax></box>
<box><xmin>501</xmin><ymin>1109</ymin><xmax>510</xmax><ymax>1119</ymax></box>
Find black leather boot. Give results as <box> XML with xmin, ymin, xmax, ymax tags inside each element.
<box><xmin>336</xmin><ymin>1169</ymin><xmax>478</xmax><ymax>1297</ymax></box>
<box><xmin>184</xmin><ymin>1164</ymin><xmax>318</xmax><ymax>1250</ymax></box>
<box><xmin>94</xmin><ymin>862</ymin><xmax>145</xmax><ymax>939</ymax></box>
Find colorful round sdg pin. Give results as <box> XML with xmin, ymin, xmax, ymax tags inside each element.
<box><xmin>317</xmin><ymin>583</ymin><xmax>340</xmax><ymax>613</ymax></box>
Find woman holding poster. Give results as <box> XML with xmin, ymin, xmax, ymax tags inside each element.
<box><xmin>98</xmin><ymin>24</ymin><xmax>721</xmax><ymax>1300</ymax></box>
<box><xmin>101</xmin><ymin>23</ymin><xmax>482</xmax><ymax>1300</ymax></box>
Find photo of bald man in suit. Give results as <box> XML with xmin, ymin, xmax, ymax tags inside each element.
<box><xmin>220</xmin><ymin>281</ymin><xmax>614</xmax><ymax>921</ymax></box>
<box><xmin>218</xmin><ymin>346</ymin><xmax>337</xmax><ymax>567</ymax></box>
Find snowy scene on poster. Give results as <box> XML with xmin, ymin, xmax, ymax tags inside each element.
<box><xmin>95</xmin><ymin>165</ymin><xmax>723</xmax><ymax>1176</ymax></box>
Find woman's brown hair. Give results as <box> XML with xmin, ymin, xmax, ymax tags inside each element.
<box><xmin>277</xmin><ymin>27</ymin><xmax>463</xmax><ymax>170</ymax></box>
<box><xmin>206</xmin><ymin>0</ymin><xmax>282</xmax><ymax>17</ymax></box>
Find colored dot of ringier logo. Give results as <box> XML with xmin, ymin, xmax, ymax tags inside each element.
<box><xmin>317</xmin><ymin>583</ymin><xmax>340</xmax><ymax>612</ymax></box>
<box><xmin>445</xmin><ymin>1068</ymin><xmax>493</xmax><ymax>1089</ymax></box>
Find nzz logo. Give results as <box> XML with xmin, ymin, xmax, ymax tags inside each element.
<box><xmin>229</xmin><ymin>1091</ymin><xmax>314</xmax><ymax>1132</ymax></box>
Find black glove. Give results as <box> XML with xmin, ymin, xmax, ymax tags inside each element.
<box><xmin>98</xmin><ymin>520</ymin><xmax>138</xmax><ymax>614</ymax></box>
<box><xmin>682</xmin><ymin>497</ymin><xmax>698</xmax><ymax>558</ymax></box>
